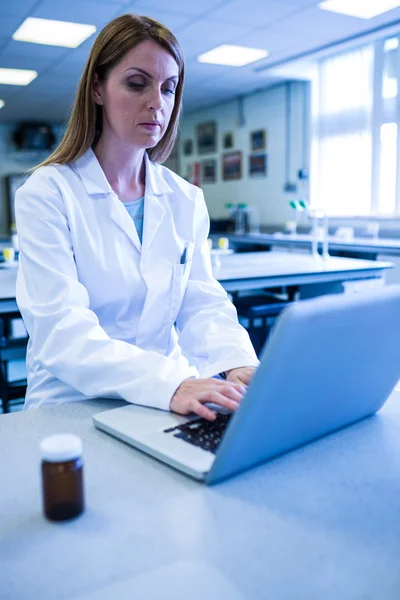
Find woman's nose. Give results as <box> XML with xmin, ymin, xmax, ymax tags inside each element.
<box><xmin>147</xmin><ymin>87</ymin><xmax>163</xmax><ymax>111</ymax></box>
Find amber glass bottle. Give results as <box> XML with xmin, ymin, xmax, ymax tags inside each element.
<box><xmin>40</xmin><ymin>434</ymin><xmax>85</xmax><ymax>521</ymax></box>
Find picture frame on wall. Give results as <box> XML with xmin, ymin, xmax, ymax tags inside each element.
<box><xmin>249</xmin><ymin>153</ymin><xmax>267</xmax><ymax>177</ymax></box>
<box><xmin>183</xmin><ymin>139</ymin><xmax>193</xmax><ymax>156</ymax></box>
<box><xmin>196</xmin><ymin>121</ymin><xmax>217</xmax><ymax>154</ymax></box>
<box><xmin>223</xmin><ymin>132</ymin><xmax>234</xmax><ymax>149</ymax></box>
<box><xmin>185</xmin><ymin>162</ymin><xmax>201</xmax><ymax>187</ymax></box>
<box><xmin>202</xmin><ymin>159</ymin><xmax>217</xmax><ymax>183</ymax></box>
<box><xmin>250</xmin><ymin>129</ymin><xmax>267</xmax><ymax>151</ymax></box>
<box><xmin>222</xmin><ymin>151</ymin><xmax>242</xmax><ymax>181</ymax></box>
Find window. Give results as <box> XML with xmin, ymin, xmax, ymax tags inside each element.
<box><xmin>379</xmin><ymin>123</ymin><xmax>397</xmax><ymax>214</ymax></box>
<box><xmin>311</xmin><ymin>45</ymin><xmax>374</xmax><ymax>216</ymax></box>
<box><xmin>383</xmin><ymin>37</ymin><xmax>398</xmax><ymax>100</ymax></box>
<box><xmin>311</xmin><ymin>35</ymin><xmax>400</xmax><ymax>216</ymax></box>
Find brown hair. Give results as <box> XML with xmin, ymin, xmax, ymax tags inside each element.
<box><xmin>36</xmin><ymin>14</ymin><xmax>184</xmax><ymax>169</ymax></box>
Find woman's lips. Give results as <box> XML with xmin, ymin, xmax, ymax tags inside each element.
<box><xmin>139</xmin><ymin>123</ymin><xmax>160</xmax><ymax>131</ymax></box>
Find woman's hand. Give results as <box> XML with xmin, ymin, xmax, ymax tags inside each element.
<box><xmin>225</xmin><ymin>366</ymin><xmax>257</xmax><ymax>387</ymax></box>
<box><xmin>170</xmin><ymin>378</ymin><xmax>246</xmax><ymax>421</ymax></box>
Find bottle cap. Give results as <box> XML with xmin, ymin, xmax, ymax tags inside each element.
<box><xmin>40</xmin><ymin>434</ymin><xmax>82</xmax><ymax>463</ymax></box>
<box><xmin>238</xmin><ymin>203</ymin><xmax>248</xmax><ymax>208</ymax></box>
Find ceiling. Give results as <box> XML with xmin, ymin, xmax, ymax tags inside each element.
<box><xmin>1</xmin><ymin>0</ymin><xmax>400</xmax><ymax>122</ymax></box>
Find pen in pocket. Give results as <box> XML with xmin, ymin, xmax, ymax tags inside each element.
<box><xmin>180</xmin><ymin>242</ymin><xmax>188</xmax><ymax>264</ymax></box>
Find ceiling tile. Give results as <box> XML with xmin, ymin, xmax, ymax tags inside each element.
<box><xmin>0</xmin><ymin>40</ymin><xmax>68</xmax><ymax>65</ymax></box>
<box><xmin>271</xmin><ymin>6</ymin><xmax>371</xmax><ymax>40</ymax></box>
<box><xmin>49</xmin><ymin>55</ymin><xmax>87</xmax><ymax>77</ymax></box>
<box><xmin>0</xmin><ymin>15</ymin><xmax>25</xmax><ymax>38</ymax></box>
<box><xmin>27</xmin><ymin>72</ymin><xmax>79</xmax><ymax>94</ymax></box>
<box><xmin>185</xmin><ymin>59</ymin><xmax>237</xmax><ymax>79</ymax></box>
<box><xmin>0</xmin><ymin>52</ymin><xmax>50</xmax><ymax>72</ymax></box>
<box><xmin>78</xmin><ymin>0</ymin><xmax>131</xmax><ymax>4</ymax></box>
<box><xmin>126</xmin><ymin>0</ymin><xmax>225</xmax><ymax>17</ymax></box>
<box><xmin>234</xmin><ymin>28</ymin><xmax>306</xmax><ymax>56</ymax></box>
<box><xmin>120</xmin><ymin>5</ymin><xmax>193</xmax><ymax>31</ymax></box>
<box><xmin>278</xmin><ymin>0</ymin><xmax>320</xmax><ymax>6</ymax></box>
<box><xmin>0</xmin><ymin>85</ymin><xmax>21</xmax><ymax>101</ymax></box>
<box><xmin>176</xmin><ymin>18</ymin><xmax>256</xmax><ymax>59</ymax></box>
<box><xmin>207</xmin><ymin>0</ymin><xmax>305</xmax><ymax>28</ymax></box>
<box><xmin>0</xmin><ymin>0</ymin><xmax>38</xmax><ymax>18</ymax></box>
<box><xmin>32</xmin><ymin>0</ymin><xmax>121</xmax><ymax>28</ymax></box>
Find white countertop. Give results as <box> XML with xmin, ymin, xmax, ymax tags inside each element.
<box><xmin>1</xmin><ymin>391</ymin><xmax>400</xmax><ymax>599</ymax></box>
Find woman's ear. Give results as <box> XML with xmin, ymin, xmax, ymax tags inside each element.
<box><xmin>92</xmin><ymin>73</ymin><xmax>103</xmax><ymax>105</ymax></box>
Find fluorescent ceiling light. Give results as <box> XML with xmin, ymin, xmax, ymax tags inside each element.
<box><xmin>13</xmin><ymin>17</ymin><xmax>96</xmax><ymax>48</ymax></box>
<box><xmin>319</xmin><ymin>0</ymin><xmax>400</xmax><ymax>19</ymax></box>
<box><xmin>0</xmin><ymin>68</ymin><xmax>37</xmax><ymax>85</ymax></box>
<box><xmin>197</xmin><ymin>45</ymin><xmax>269</xmax><ymax>67</ymax></box>
<box><xmin>0</xmin><ymin>100</ymin><xmax>5</xmax><ymax>109</ymax></box>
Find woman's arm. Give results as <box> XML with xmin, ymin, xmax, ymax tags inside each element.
<box><xmin>175</xmin><ymin>189</ymin><xmax>260</xmax><ymax>378</ymax></box>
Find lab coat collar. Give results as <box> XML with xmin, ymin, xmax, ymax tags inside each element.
<box><xmin>143</xmin><ymin>152</ymin><xmax>173</xmax><ymax>196</ymax></box>
<box><xmin>74</xmin><ymin>147</ymin><xmax>173</xmax><ymax>197</ymax></box>
<box><xmin>74</xmin><ymin>147</ymin><xmax>112</xmax><ymax>196</ymax></box>
<box><xmin>75</xmin><ymin>147</ymin><xmax>170</xmax><ymax>257</ymax></box>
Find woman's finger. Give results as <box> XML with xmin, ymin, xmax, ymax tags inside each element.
<box><xmin>200</xmin><ymin>391</ymin><xmax>240</xmax><ymax>412</ymax></box>
<box><xmin>191</xmin><ymin>401</ymin><xmax>217</xmax><ymax>421</ymax></box>
<box><xmin>214</xmin><ymin>379</ymin><xmax>247</xmax><ymax>395</ymax></box>
<box><xmin>219</xmin><ymin>383</ymin><xmax>246</xmax><ymax>402</ymax></box>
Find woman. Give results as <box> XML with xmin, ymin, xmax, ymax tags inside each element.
<box><xmin>15</xmin><ymin>14</ymin><xmax>259</xmax><ymax>420</ymax></box>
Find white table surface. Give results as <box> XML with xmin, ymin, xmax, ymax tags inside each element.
<box><xmin>213</xmin><ymin>251</ymin><xmax>392</xmax><ymax>292</ymax></box>
<box><xmin>0</xmin><ymin>253</ymin><xmax>393</xmax><ymax>299</ymax></box>
<box><xmin>1</xmin><ymin>391</ymin><xmax>400</xmax><ymax>599</ymax></box>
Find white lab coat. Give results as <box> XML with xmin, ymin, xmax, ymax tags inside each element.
<box><xmin>16</xmin><ymin>148</ymin><xmax>259</xmax><ymax>410</ymax></box>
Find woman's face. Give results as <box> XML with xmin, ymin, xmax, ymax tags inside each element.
<box><xmin>94</xmin><ymin>39</ymin><xmax>179</xmax><ymax>149</ymax></box>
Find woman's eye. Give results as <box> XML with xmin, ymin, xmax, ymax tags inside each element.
<box><xmin>128</xmin><ymin>82</ymin><xmax>145</xmax><ymax>90</ymax></box>
<box><xmin>127</xmin><ymin>81</ymin><xmax>175</xmax><ymax>95</ymax></box>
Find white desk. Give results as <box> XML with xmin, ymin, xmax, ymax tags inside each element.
<box><xmin>0</xmin><ymin>253</ymin><xmax>393</xmax><ymax>299</ymax></box>
<box><xmin>1</xmin><ymin>392</ymin><xmax>400</xmax><ymax>599</ymax></box>
<box><xmin>213</xmin><ymin>251</ymin><xmax>392</xmax><ymax>293</ymax></box>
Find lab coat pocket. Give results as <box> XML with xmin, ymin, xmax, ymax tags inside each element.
<box><xmin>169</xmin><ymin>260</ymin><xmax>193</xmax><ymax>325</ymax></box>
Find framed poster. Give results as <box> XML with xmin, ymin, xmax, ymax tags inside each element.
<box><xmin>202</xmin><ymin>159</ymin><xmax>217</xmax><ymax>183</ymax></box>
<box><xmin>250</xmin><ymin>129</ymin><xmax>267</xmax><ymax>151</ymax></box>
<box><xmin>185</xmin><ymin>162</ymin><xmax>201</xmax><ymax>186</ymax></box>
<box><xmin>196</xmin><ymin>121</ymin><xmax>217</xmax><ymax>154</ymax></box>
<box><xmin>183</xmin><ymin>139</ymin><xmax>193</xmax><ymax>156</ymax></box>
<box><xmin>223</xmin><ymin>132</ymin><xmax>234</xmax><ymax>149</ymax></box>
<box><xmin>222</xmin><ymin>151</ymin><xmax>242</xmax><ymax>181</ymax></box>
<box><xmin>249</xmin><ymin>153</ymin><xmax>267</xmax><ymax>177</ymax></box>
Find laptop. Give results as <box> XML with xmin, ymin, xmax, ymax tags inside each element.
<box><xmin>93</xmin><ymin>285</ymin><xmax>400</xmax><ymax>485</ymax></box>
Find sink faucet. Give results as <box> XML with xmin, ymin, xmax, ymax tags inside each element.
<box><xmin>308</xmin><ymin>207</ymin><xmax>329</xmax><ymax>258</ymax></box>
<box><xmin>289</xmin><ymin>200</ymin><xmax>330</xmax><ymax>258</ymax></box>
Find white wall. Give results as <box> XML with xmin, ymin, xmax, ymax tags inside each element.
<box><xmin>178</xmin><ymin>81</ymin><xmax>310</xmax><ymax>228</ymax></box>
<box><xmin>0</xmin><ymin>123</ymin><xmax>63</xmax><ymax>237</ymax></box>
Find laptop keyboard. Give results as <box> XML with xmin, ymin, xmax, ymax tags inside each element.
<box><xmin>163</xmin><ymin>413</ymin><xmax>233</xmax><ymax>454</ymax></box>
